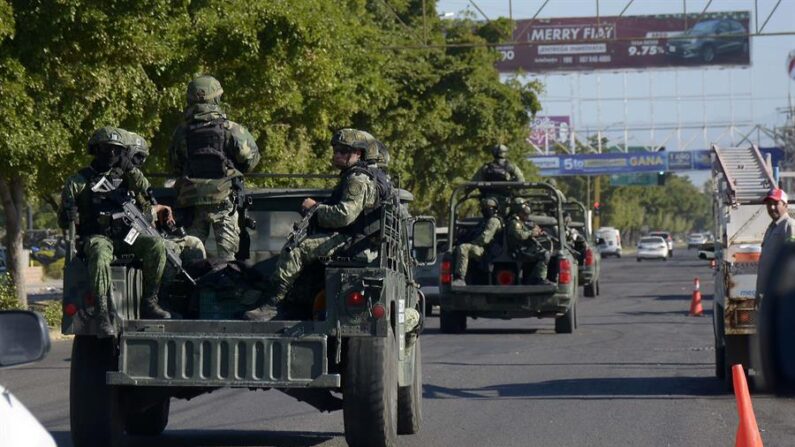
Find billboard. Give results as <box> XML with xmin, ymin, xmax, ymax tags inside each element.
<box><xmin>529</xmin><ymin>116</ymin><xmax>570</xmax><ymax>148</ymax></box>
<box><xmin>497</xmin><ymin>11</ymin><xmax>751</xmax><ymax>73</ymax></box>
<box><xmin>529</xmin><ymin>147</ymin><xmax>783</xmax><ymax>176</ymax></box>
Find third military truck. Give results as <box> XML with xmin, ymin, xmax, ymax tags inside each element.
<box><xmin>438</xmin><ymin>182</ymin><xmax>580</xmax><ymax>334</ymax></box>
<box><xmin>62</xmin><ymin>177</ymin><xmax>435</xmax><ymax>447</ymax></box>
<box><xmin>564</xmin><ymin>200</ymin><xmax>601</xmax><ymax>297</ymax></box>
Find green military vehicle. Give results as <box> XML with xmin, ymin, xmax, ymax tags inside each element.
<box><xmin>438</xmin><ymin>182</ymin><xmax>580</xmax><ymax>334</ymax></box>
<box><xmin>564</xmin><ymin>200</ymin><xmax>601</xmax><ymax>297</ymax></box>
<box><xmin>62</xmin><ymin>181</ymin><xmax>435</xmax><ymax>447</ymax></box>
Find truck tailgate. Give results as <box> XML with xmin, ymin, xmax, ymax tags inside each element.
<box><xmin>107</xmin><ymin>320</ymin><xmax>340</xmax><ymax>388</ymax></box>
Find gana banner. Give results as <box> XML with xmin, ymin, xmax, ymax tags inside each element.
<box><xmin>497</xmin><ymin>11</ymin><xmax>750</xmax><ymax>73</ymax></box>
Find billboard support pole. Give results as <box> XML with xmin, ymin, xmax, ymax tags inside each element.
<box><xmin>683</xmin><ymin>0</ymin><xmax>688</xmax><ymax>30</ymax></box>
<box><xmin>623</xmin><ymin>72</ymin><xmax>629</xmax><ymax>152</ymax></box>
<box><xmin>759</xmin><ymin>0</ymin><xmax>783</xmax><ymax>34</ymax></box>
<box><xmin>676</xmin><ymin>69</ymin><xmax>682</xmax><ymax>150</ymax></box>
<box><xmin>730</xmin><ymin>70</ymin><xmax>736</xmax><ymax>146</ymax></box>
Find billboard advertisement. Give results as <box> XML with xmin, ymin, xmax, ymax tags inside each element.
<box><xmin>497</xmin><ymin>11</ymin><xmax>751</xmax><ymax>73</ymax></box>
<box><xmin>529</xmin><ymin>116</ymin><xmax>571</xmax><ymax>148</ymax></box>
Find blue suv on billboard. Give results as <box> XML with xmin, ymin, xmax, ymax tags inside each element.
<box><xmin>667</xmin><ymin>19</ymin><xmax>749</xmax><ymax>63</ymax></box>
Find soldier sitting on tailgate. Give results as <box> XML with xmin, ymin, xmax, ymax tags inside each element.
<box><xmin>506</xmin><ymin>198</ymin><xmax>554</xmax><ymax>286</ymax></box>
<box><xmin>124</xmin><ymin>130</ymin><xmax>207</xmax><ymax>305</ymax></box>
<box><xmin>244</xmin><ymin>128</ymin><xmax>381</xmax><ymax>321</ymax></box>
<box><xmin>452</xmin><ymin>197</ymin><xmax>504</xmax><ymax>286</ymax></box>
<box><xmin>58</xmin><ymin>127</ymin><xmax>174</xmax><ymax>336</ymax></box>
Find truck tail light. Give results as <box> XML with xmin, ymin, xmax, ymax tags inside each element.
<box><xmin>496</xmin><ymin>270</ymin><xmax>515</xmax><ymax>285</ymax></box>
<box><xmin>585</xmin><ymin>248</ymin><xmax>594</xmax><ymax>266</ymax></box>
<box><xmin>559</xmin><ymin>259</ymin><xmax>572</xmax><ymax>285</ymax></box>
<box><xmin>347</xmin><ymin>291</ymin><xmax>366</xmax><ymax>307</ymax></box>
<box><xmin>440</xmin><ymin>259</ymin><xmax>452</xmax><ymax>285</ymax></box>
<box><xmin>64</xmin><ymin>303</ymin><xmax>77</xmax><ymax>317</ymax></box>
<box><xmin>372</xmin><ymin>304</ymin><xmax>386</xmax><ymax>319</ymax></box>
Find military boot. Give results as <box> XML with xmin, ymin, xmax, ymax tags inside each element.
<box><xmin>243</xmin><ymin>283</ymin><xmax>288</xmax><ymax>321</ymax></box>
<box><xmin>95</xmin><ymin>295</ymin><xmax>116</xmax><ymax>338</ymax></box>
<box><xmin>140</xmin><ymin>295</ymin><xmax>172</xmax><ymax>319</ymax></box>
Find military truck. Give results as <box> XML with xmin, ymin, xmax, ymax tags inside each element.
<box><xmin>437</xmin><ymin>182</ymin><xmax>579</xmax><ymax>334</ymax></box>
<box><xmin>61</xmin><ymin>181</ymin><xmax>435</xmax><ymax>447</ymax></box>
<box><xmin>564</xmin><ymin>200</ymin><xmax>601</xmax><ymax>298</ymax></box>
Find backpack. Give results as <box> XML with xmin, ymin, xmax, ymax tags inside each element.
<box><xmin>482</xmin><ymin>161</ymin><xmax>511</xmax><ymax>182</ymax></box>
<box><xmin>185</xmin><ymin>118</ymin><xmax>229</xmax><ymax>179</ymax></box>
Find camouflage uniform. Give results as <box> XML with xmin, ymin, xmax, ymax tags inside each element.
<box><xmin>168</xmin><ymin>75</ymin><xmax>261</xmax><ymax>261</ymax></box>
<box><xmin>453</xmin><ymin>199</ymin><xmax>503</xmax><ymax>282</ymax></box>
<box><xmin>162</xmin><ymin>235</ymin><xmax>206</xmax><ymax>284</ymax></box>
<box><xmin>244</xmin><ymin>129</ymin><xmax>378</xmax><ymax>320</ymax></box>
<box><xmin>471</xmin><ymin>144</ymin><xmax>525</xmax><ymax>182</ymax></box>
<box><xmin>506</xmin><ymin>205</ymin><xmax>550</xmax><ymax>285</ymax></box>
<box><xmin>59</xmin><ymin>127</ymin><xmax>170</xmax><ymax>334</ymax></box>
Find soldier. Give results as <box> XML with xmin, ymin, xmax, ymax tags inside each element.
<box><xmin>59</xmin><ymin>127</ymin><xmax>172</xmax><ymax>336</ymax></box>
<box><xmin>452</xmin><ymin>197</ymin><xmax>504</xmax><ymax>286</ymax></box>
<box><xmin>472</xmin><ymin>144</ymin><xmax>525</xmax><ymax>182</ymax></box>
<box><xmin>506</xmin><ymin>198</ymin><xmax>553</xmax><ymax>286</ymax></box>
<box><xmin>168</xmin><ymin>75</ymin><xmax>261</xmax><ymax>261</ymax></box>
<box><xmin>123</xmin><ymin>131</ymin><xmax>207</xmax><ymax>283</ymax></box>
<box><xmin>244</xmin><ymin>128</ymin><xmax>379</xmax><ymax>320</ymax></box>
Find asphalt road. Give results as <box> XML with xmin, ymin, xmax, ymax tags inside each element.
<box><xmin>3</xmin><ymin>250</ymin><xmax>795</xmax><ymax>446</ymax></box>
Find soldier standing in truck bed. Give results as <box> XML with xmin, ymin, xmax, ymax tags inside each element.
<box><xmin>169</xmin><ymin>75</ymin><xmax>261</xmax><ymax>261</ymax></box>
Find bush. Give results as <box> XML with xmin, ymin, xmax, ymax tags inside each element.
<box><xmin>40</xmin><ymin>300</ymin><xmax>62</xmax><ymax>328</ymax></box>
<box><xmin>0</xmin><ymin>275</ymin><xmax>22</xmax><ymax>310</ymax></box>
<box><xmin>43</xmin><ymin>258</ymin><xmax>65</xmax><ymax>280</ymax></box>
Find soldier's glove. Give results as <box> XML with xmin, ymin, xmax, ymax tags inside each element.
<box><xmin>65</xmin><ymin>206</ymin><xmax>79</xmax><ymax>224</ymax></box>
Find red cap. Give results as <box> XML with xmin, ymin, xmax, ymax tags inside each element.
<box><xmin>764</xmin><ymin>188</ymin><xmax>788</xmax><ymax>203</ymax></box>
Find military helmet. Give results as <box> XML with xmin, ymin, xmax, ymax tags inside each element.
<box><xmin>481</xmin><ymin>197</ymin><xmax>500</xmax><ymax>209</ymax></box>
<box><xmin>331</xmin><ymin>128</ymin><xmax>373</xmax><ymax>154</ymax></box>
<box><xmin>376</xmin><ymin>141</ymin><xmax>390</xmax><ymax>168</ymax></box>
<box><xmin>510</xmin><ymin>197</ymin><xmax>531</xmax><ymax>214</ymax></box>
<box><xmin>125</xmin><ymin>131</ymin><xmax>149</xmax><ymax>167</ymax></box>
<box><xmin>88</xmin><ymin>127</ymin><xmax>126</xmax><ymax>155</ymax></box>
<box><xmin>491</xmin><ymin>144</ymin><xmax>509</xmax><ymax>159</ymax></box>
<box><xmin>187</xmin><ymin>75</ymin><xmax>224</xmax><ymax>105</ymax></box>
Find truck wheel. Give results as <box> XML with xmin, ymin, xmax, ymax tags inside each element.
<box><xmin>70</xmin><ymin>335</ymin><xmax>125</xmax><ymax>447</ymax></box>
<box><xmin>440</xmin><ymin>309</ymin><xmax>466</xmax><ymax>333</ymax></box>
<box><xmin>555</xmin><ymin>301</ymin><xmax>576</xmax><ymax>334</ymax></box>
<box><xmin>344</xmin><ymin>327</ymin><xmax>398</xmax><ymax>447</ymax></box>
<box><xmin>425</xmin><ymin>300</ymin><xmax>433</xmax><ymax>317</ymax></box>
<box><xmin>715</xmin><ymin>341</ymin><xmax>726</xmax><ymax>380</ymax></box>
<box><xmin>397</xmin><ymin>337</ymin><xmax>422</xmax><ymax>434</ymax></box>
<box><xmin>124</xmin><ymin>397</ymin><xmax>170</xmax><ymax>436</ymax></box>
<box><xmin>584</xmin><ymin>282</ymin><xmax>596</xmax><ymax>298</ymax></box>
<box><xmin>724</xmin><ymin>335</ymin><xmax>751</xmax><ymax>391</ymax></box>
<box><xmin>596</xmin><ymin>280</ymin><xmax>601</xmax><ymax>296</ymax></box>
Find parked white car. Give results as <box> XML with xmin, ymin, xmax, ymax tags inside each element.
<box><xmin>637</xmin><ymin>236</ymin><xmax>669</xmax><ymax>262</ymax></box>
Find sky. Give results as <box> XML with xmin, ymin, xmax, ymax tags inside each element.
<box><xmin>436</xmin><ymin>0</ymin><xmax>795</xmax><ymax>185</ymax></box>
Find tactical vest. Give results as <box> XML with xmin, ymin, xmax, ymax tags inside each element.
<box><xmin>185</xmin><ymin>118</ymin><xmax>230</xmax><ymax>179</ymax></box>
<box><xmin>365</xmin><ymin>165</ymin><xmax>393</xmax><ymax>205</ymax></box>
<box><xmin>76</xmin><ymin>167</ymin><xmax>126</xmax><ymax>237</ymax></box>
<box><xmin>482</xmin><ymin>161</ymin><xmax>512</xmax><ymax>182</ymax></box>
<box><xmin>325</xmin><ymin>164</ymin><xmax>382</xmax><ymax>237</ymax></box>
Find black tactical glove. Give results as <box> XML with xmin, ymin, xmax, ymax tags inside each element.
<box><xmin>65</xmin><ymin>206</ymin><xmax>79</xmax><ymax>224</ymax></box>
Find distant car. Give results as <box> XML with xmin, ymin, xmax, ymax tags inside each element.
<box><xmin>648</xmin><ymin>231</ymin><xmax>674</xmax><ymax>257</ymax></box>
<box><xmin>637</xmin><ymin>236</ymin><xmax>669</xmax><ymax>262</ymax></box>
<box><xmin>688</xmin><ymin>233</ymin><xmax>708</xmax><ymax>249</ymax></box>
<box><xmin>0</xmin><ymin>310</ymin><xmax>55</xmax><ymax>447</ymax></box>
<box><xmin>596</xmin><ymin>227</ymin><xmax>622</xmax><ymax>258</ymax></box>
<box><xmin>667</xmin><ymin>18</ymin><xmax>749</xmax><ymax>63</ymax></box>
<box><xmin>698</xmin><ymin>242</ymin><xmax>716</xmax><ymax>260</ymax></box>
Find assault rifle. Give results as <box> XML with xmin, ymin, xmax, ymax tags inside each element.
<box><xmin>110</xmin><ymin>192</ymin><xmax>196</xmax><ymax>285</ymax></box>
<box><xmin>284</xmin><ymin>203</ymin><xmax>320</xmax><ymax>253</ymax></box>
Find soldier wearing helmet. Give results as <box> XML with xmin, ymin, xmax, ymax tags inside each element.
<box><xmin>168</xmin><ymin>75</ymin><xmax>261</xmax><ymax>261</ymax></box>
<box><xmin>472</xmin><ymin>144</ymin><xmax>525</xmax><ymax>183</ymax></box>
<box><xmin>58</xmin><ymin>127</ymin><xmax>174</xmax><ymax>335</ymax></box>
<box><xmin>122</xmin><ymin>131</ymin><xmax>208</xmax><ymax>291</ymax></box>
<box><xmin>452</xmin><ymin>196</ymin><xmax>504</xmax><ymax>286</ymax></box>
<box><xmin>244</xmin><ymin>128</ymin><xmax>379</xmax><ymax>320</ymax></box>
<box><xmin>506</xmin><ymin>197</ymin><xmax>552</xmax><ymax>286</ymax></box>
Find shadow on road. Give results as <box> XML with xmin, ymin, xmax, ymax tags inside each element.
<box><xmin>423</xmin><ymin>328</ymin><xmax>540</xmax><ymax>335</ymax></box>
<box><xmin>618</xmin><ymin>309</ymin><xmax>714</xmax><ymax>317</ymax></box>
<box><xmin>51</xmin><ymin>429</ymin><xmax>338</xmax><ymax>447</ymax></box>
<box><xmin>423</xmin><ymin>375</ymin><xmax>726</xmax><ymax>400</ymax></box>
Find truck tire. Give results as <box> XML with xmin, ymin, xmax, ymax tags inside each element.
<box><xmin>596</xmin><ymin>280</ymin><xmax>601</xmax><ymax>296</ymax></box>
<box><xmin>344</xmin><ymin>327</ymin><xmax>398</xmax><ymax>447</ymax></box>
<box><xmin>584</xmin><ymin>282</ymin><xmax>596</xmax><ymax>297</ymax></box>
<box><xmin>724</xmin><ymin>335</ymin><xmax>751</xmax><ymax>391</ymax></box>
<box><xmin>714</xmin><ymin>304</ymin><xmax>726</xmax><ymax>380</ymax></box>
<box><xmin>425</xmin><ymin>300</ymin><xmax>433</xmax><ymax>317</ymax></box>
<box><xmin>555</xmin><ymin>301</ymin><xmax>576</xmax><ymax>334</ymax></box>
<box><xmin>70</xmin><ymin>335</ymin><xmax>124</xmax><ymax>447</ymax></box>
<box><xmin>440</xmin><ymin>309</ymin><xmax>466</xmax><ymax>333</ymax></box>
<box><xmin>397</xmin><ymin>337</ymin><xmax>422</xmax><ymax>434</ymax></box>
<box><xmin>124</xmin><ymin>397</ymin><xmax>170</xmax><ymax>436</ymax></box>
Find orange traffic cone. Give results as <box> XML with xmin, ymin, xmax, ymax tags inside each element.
<box><xmin>689</xmin><ymin>277</ymin><xmax>704</xmax><ymax>316</ymax></box>
<box><xmin>733</xmin><ymin>364</ymin><xmax>764</xmax><ymax>447</ymax></box>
